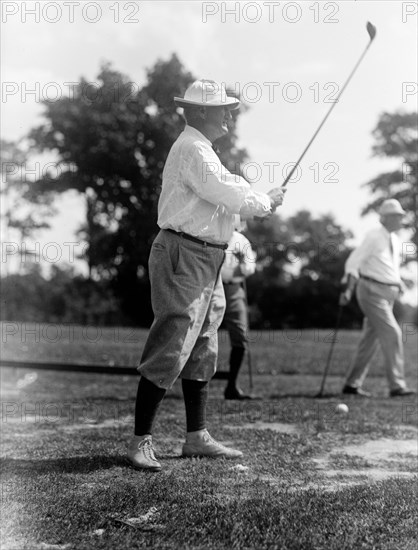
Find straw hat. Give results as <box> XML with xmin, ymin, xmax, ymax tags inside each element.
<box><xmin>174</xmin><ymin>79</ymin><xmax>240</xmax><ymax>109</ymax></box>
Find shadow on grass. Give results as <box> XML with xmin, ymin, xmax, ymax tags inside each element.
<box><xmin>1</xmin><ymin>454</ymin><xmax>130</xmax><ymax>476</ymax></box>
<box><xmin>83</xmin><ymin>396</ymin><xmax>135</xmax><ymax>402</ymax></box>
<box><xmin>1</xmin><ymin>453</ymin><xmax>193</xmax><ymax>477</ymax></box>
<box><xmin>269</xmin><ymin>392</ymin><xmax>341</xmax><ymax>399</ymax></box>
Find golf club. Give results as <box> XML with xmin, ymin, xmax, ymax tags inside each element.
<box><xmin>281</xmin><ymin>21</ymin><xmax>377</xmax><ymax>188</ymax></box>
<box><xmin>316</xmin><ymin>304</ymin><xmax>345</xmax><ymax>398</ymax></box>
<box><xmin>242</xmin><ymin>279</ymin><xmax>254</xmax><ymax>391</ymax></box>
<box><xmin>247</xmin><ymin>338</ymin><xmax>254</xmax><ymax>392</ymax></box>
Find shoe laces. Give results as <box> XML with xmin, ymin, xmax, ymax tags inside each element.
<box><xmin>138</xmin><ymin>436</ymin><xmax>158</xmax><ymax>462</ymax></box>
<box><xmin>202</xmin><ymin>430</ymin><xmax>224</xmax><ymax>449</ymax></box>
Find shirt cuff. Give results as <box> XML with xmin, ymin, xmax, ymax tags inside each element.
<box><xmin>239</xmin><ymin>191</ymin><xmax>272</xmax><ymax>218</ymax></box>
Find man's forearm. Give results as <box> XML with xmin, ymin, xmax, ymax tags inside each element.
<box><xmin>339</xmin><ymin>273</ymin><xmax>358</xmax><ymax>306</ymax></box>
<box><xmin>346</xmin><ymin>273</ymin><xmax>358</xmax><ymax>293</ymax></box>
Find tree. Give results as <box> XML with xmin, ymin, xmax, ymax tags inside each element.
<box><xmin>0</xmin><ymin>263</ymin><xmax>122</xmax><ymax>325</ymax></box>
<box><xmin>27</xmin><ymin>55</ymin><xmax>249</xmax><ymax>323</ymax></box>
<box><xmin>362</xmin><ymin>111</ymin><xmax>417</xmax><ymax>252</ymax></box>
<box><xmin>243</xmin><ymin>211</ymin><xmax>358</xmax><ymax>328</ymax></box>
<box><xmin>0</xmin><ymin>139</ymin><xmax>56</xmax><ymax>275</ymax></box>
<box><xmin>245</xmin><ymin>210</ymin><xmax>352</xmax><ymax>284</ymax></box>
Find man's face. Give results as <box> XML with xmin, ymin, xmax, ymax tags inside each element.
<box><xmin>382</xmin><ymin>213</ymin><xmax>404</xmax><ymax>232</ymax></box>
<box><xmin>204</xmin><ymin>105</ymin><xmax>232</xmax><ymax>141</ymax></box>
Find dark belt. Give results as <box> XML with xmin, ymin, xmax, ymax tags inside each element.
<box><xmin>165</xmin><ymin>228</ymin><xmax>228</xmax><ymax>250</ymax></box>
<box><xmin>359</xmin><ymin>274</ymin><xmax>401</xmax><ymax>288</ymax></box>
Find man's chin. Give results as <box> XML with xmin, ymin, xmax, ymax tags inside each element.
<box><xmin>212</xmin><ymin>126</ymin><xmax>229</xmax><ymax>142</ymax></box>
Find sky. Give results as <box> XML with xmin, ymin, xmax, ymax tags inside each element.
<box><xmin>1</xmin><ymin>0</ymin><xmax>417</xmax><ymax>278</ymax></box>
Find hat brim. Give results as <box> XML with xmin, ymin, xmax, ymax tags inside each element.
<box><xmin>384</xmin><ymin>210</ymin><xmax>406</xmax><ymax>215</ymax></box>
<box><xmin>174</xmin><ymin>97</ymin><xmax>240</xmax><ymax>110</ymax></box>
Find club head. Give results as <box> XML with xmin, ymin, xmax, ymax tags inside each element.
<box><xmin>366</xmin><ymin>21</ymin><xmax>377</xmax><ymax>41</ymax></box>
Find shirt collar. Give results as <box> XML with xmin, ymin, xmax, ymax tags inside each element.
<box><xmin>184</xmin><ymin>125</ymin><xmax>212</xmax><ymax>147</ymax></box>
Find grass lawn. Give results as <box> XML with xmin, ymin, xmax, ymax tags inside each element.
<box><xmin>1</xmin><ymin>323</ymin><xmax>417</xmax><ymax>549</ymax></box>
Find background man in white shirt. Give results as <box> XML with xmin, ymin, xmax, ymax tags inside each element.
<box><xmin>221</xmin><ymin>229</ymin><xmax>257</xmax><ymax>400</ymax></box>
<box><xmin>128</xmin><ymin>80</ymin><xmax>286</xmax><ymax>470</ymax></box>
<box><xmin>340</xmin><ymin>199</ymin><xmax>415</xmax><ymax>398</ymax></box>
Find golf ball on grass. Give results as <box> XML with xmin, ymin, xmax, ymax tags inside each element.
<box><xmin>335</xmin><ymin>403</ymin><xmax>349</xmax><ymax>415</ymax></box>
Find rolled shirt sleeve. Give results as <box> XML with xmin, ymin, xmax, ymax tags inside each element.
<box><xmin>239</xmin><ymin>252</ymin><xmax>257</xmax><ymax>278</ymax></box>
<box><xmin>344</xmin><ymin>243</ymin><xmax>369</xmax><ymax>280</ymax></box>
<box><xmin>221</xmin><ymin>231</ymin><xmax>257</xmax><ymax>283</ymax></box>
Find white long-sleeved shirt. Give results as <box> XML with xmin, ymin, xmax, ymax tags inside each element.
<box><xmin>157</xmin><ymin>125</ymin><xmax>272</xmax><ymax>244</ymax></box>
<box><xmin>221</xmin><ymin>231</ymin><xmax>257</xmax><ymax>283</ymax></box>
<box><xmin>344</xmin><ymin>225</ymin><xmax>401</xmax><ymax>284</ymax></box>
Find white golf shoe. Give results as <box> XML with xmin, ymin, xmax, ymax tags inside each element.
<box><xmin>127</xmin><ymin>435</ymin><xmax>161</xmax><ymax>471</ymax></box>
<box><xmin>182</xmin><ymin>429</ymin><xmax>243</xmax><ymax>459</ymax></box>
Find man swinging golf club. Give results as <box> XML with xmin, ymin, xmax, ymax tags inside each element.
<box><xmin>127</xmin><ymin>79</ymin><xmax>286</xmax><ymax>470</ymax></box>
<box><xmin>340</xmin><ymin>199</ymin><xmax>416</xmax><ymax>398</ymax></box>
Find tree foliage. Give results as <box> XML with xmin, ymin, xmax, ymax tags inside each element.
<box><xmin>245</xmin><ymin>210</ymin><xmax>352</xmax><ymax>284</ymax></box>
<box><xmin>362</xmin><ymin>111</ymin><xmax>417</xmax><ymax>248</ymax></box>
<box><xmin>243</xmin><ymin>211</ymin><xmax>359</xmax><ymax>328</ymax></box>
<box><xmin>1</xmin><ymin>139</ymin><xmax>55</xmax><ymax>241</ymax></box>
<box><xmin>1</xmin><ymin>264</ymin><xmax>122</xmax><ymax>325</ymax></box>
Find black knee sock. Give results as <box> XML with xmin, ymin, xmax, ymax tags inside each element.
<box><xmin>227</xmin><ymin>346</ymin><xmax>245</xmax><ymax>388</ymax></box>
<box><xmin>134</xmin><ymin>376</ymin><xmax>166</xmax><ymax>436</ymax></box>
<box><xmin>181</xmin><ymin>379</ymin><xmax>208</xmax><ymax>433</ymax></box>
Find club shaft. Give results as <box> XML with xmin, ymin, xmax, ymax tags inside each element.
<box><xmin>243</xmin><ymin>279</ymin><xmax>254</xmax><ymax>391</ymax></box>
<box><xmin>318</xmin><ymin>305</ymin><xmax>344</xmax><ymax>396</ymax></box>
<box><xmin>282</xmin><ymin>39</ymin><xmax>374</xmax><ymax>187</ymax></box>
<box><xmin>247</xmin><ymin>344</ymin><xmax>253</xmax><ymax>391</ymax></box>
